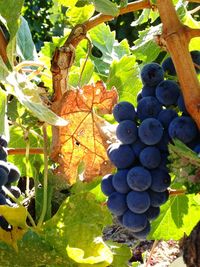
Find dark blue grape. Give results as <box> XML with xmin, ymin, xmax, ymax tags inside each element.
<box><xmin>101</xmin><ymin>174</ymin><xmax>115</xmax><ymax>196</ymax></box>
<box><xmin>168</xmin><ymin>116</ymin><xmax>198</xmax><ymax>144</ymax></box>
<box><xmin>0</xmin><ymin>216</ymin><xmax>9</xmax><ymax>231</ymax></box>
<box><xmin>155</xmin><ymin>80</ymin><xmax>180</xmax><ymax>106</ymax></box>
<box><xmin>150</xmin><ymin>168</ymin><xmax>171</xmax><ymax>192</ymax></box>
<box><xmin>159</xmin><ymin>153</ymin><xmax>169</xmax><ymax>172</ymax></box>
<box><xmin>191</xmin><ymin>50</ymin><xmax>200</xmax><ymax>73</ymax></box>
<box><xmin>138</xmin><ymin>118</ymin><xmax>164</xmax><ymax>145</ymax></box>
<box><xmin>116</xmin><ymin>120</ymin><xmax>138</xmax><ymax>144</ymax></box>
<box><xmin>112</xmin><ymin>169</ymin><xmax>130</xmax><ymax>194</ymax></box>
<box><xmin>194</xmin><ymin>144</ymin><xmax>200</xmax><ymax>154</ymax></box>
<box><xmin>10</xmin><ymin>186</ymin><xmax>21</xmax><ymax>199</ymax></box>
<box><xmin>139</xmin><ymin>146</ymin><xmax>161</xmax><ymax>169</ymax></box>
<box><xmin>113</xmin><ymin>101</ymin><xmax>136</xmax><ymax>122</ymax></box>
<box><xmin>162</xmin><ymin>57</ymin><xmax>176</xmax><ymax>76</ymax></box>
<box><xmin>157</xmin><ymin>131</ymin><xmax>171</xmax><ymax>152</ymax></box>
<box><xmin>0</xmin><ymin>160</ymin><xmax>10</xmax><ymax>174</ymax></box>
<box><xmin>137</xmin><ymin>91</ymin><xmax>142</xmax><ymax>103</ymax></box>
<box><xmin>122</xmin><ymin>210</ymin><xmax>148</xmax><ymax>231</ymax></box>
<box><xmin>177</xmin><ymin>94</ymin><xmax>188</xmax><ymax>114</ymax></box>
<box><xmin>0</xmin><ymin>193</ymin><xmax>7</xmax><ymax>205</ymax></box>
<box><xmin>140</xmin><ymin>63</ymin><xmax>164</xmax><ymax>87</ymax></box>
<box><xmin>107</xmin><ymin>192</ymin><xmax>127</xmax><ymax>216</ymax></box>
<box><xmin>0</xmin><ymin>146</ymin><xmax>7</xmax><ymax>161</ymax></box>
<box><xmin>148</xmin><ymin>190</ymin><xmax>169</xmax><ymax>207</ymax></box>
<box><xmin>127</xmin><ymin>166</ymin><xmax>152</xmax><ymax>191</ymax></box>
<box><xmin>126</xmin><ymin>191</ymin><xmax>150</xmax><ymax>213</ymax></box>
<box><xmin>131</xmin><ymin>140</ymin><xmax>146</xmax><ymax>157</ymax></box>
<box><xmin>0</xmin><ymin>167</ymin><xmax>8</xmax><ymax>187</ymax></box>
<box><xmin>107</xmin><ymin>143</ymin><xmax>136</xmax><ymax>169</ymax></box>
<box><xmin>7</xmin><ymin>163</ymin><xmax>21</xmax><ymax>183</ymax></box>
<box><xmin>0</xmin><ymin>136</ymin><xmax>8</xmax><ymax>148</ymax></box>
<box><xmin>145</xmin><ymin>206</ymin><xmax>160</xmax><ymax>221</ymax></box>
<box><xmin>137</xmin><ymin>96</ymin><xmax>162</xmax><ymax>121</ymax></box>
<box><xmin>141</xmin><ymin>85</ymin><xmax>155</xmax><ymax>97</ymax></box>
<box><xmin>157</xmin><ymin>109</ymin><xmax>178</xmax><ymax>129</ymax></box>
<box><xmin>132</xmin><ymin>220</ymin><xmax>151</xmax><ymax>240</ymax></box>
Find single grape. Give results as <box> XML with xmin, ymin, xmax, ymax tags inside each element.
<box><xmin>0</xmin><ymin>136</ymin><xmax>8</xmax><ymax>148</ymax></box>
<box><xmin>159</xmin><ymin>153</ymin><xmax>169</xmax><ymax>172</ymax></box>
<box><xmin>145</xmin><ymin>206</ymin><xmax>160</xmax><ymax>221</ymax></box>
<box><xmin>107</xmin><ymin>192</ymin><xmax>127</xmax><ymax>216</ymax></box>
<box><xmin>0</xmin><ymin>167</ymin><xmax>8</xmax><ymax>187</ymax></box>
<box><xmin>107</xmin><ymin>143</ymin><xmax>136</xmax><ymax>169</ymax></box>
<box><xmin>139</xmin><ymin>146</ymin><xmax>161</xmax><ymax>169</ymax></box>
<box><xmin>191</xmin><ymin>50</ymin><xmax>200</xmax><ymax>73</ymax></box>
<box><xmin>0</xmin><ymin>216</ymin><xmax>9</xmax><ymax>231</ymax></box>
<box><xmin>138</xmin><ymin>118</ymin><xmax>164</xmax><ymax>145</ymax></box>
<box><xmin>126</xmin><ymin>191</ymin><xmax>150</xmax><ymax>214</ymax></box>
<box><xmin>137</xmin><ymin>91</ymin><xmax>142</xmax><ymax>103</ymax></box>
<box><xmin>141</xmin><ymin>85</ymin><xmax>156</xmax><ymax>97</ymax></box>
<box><xmin>0</xmin><ymin>193</ymin><xmax>7</xmax><ymax>205</ymax></box>
<box><xmin>0</xmin><ymin>146</ymin><xmax>7</xmax><ymax>161</ymax></box>
<box><xmin>150</xmin><ymin>168</ymin><xmax>171</xmax><ymax>192</ymax></box>
<box><xmin>162</xmin><ymin>57</ymin><xmax>176</xmax><ymax>76</ymax></box>
<box><xmin>137</xmin><ymin>96</ymin><xmax>162</xmax><ymax>121</ymax></box>
<box><xmin>127</xmin><ymin>166</ymin><xmax>152</xmax><ymax>191</ymax></box>
<box><xmin>131</xmin><ymin>139</ymin><xmax>146</xmax><ymax>157</ymax></box>
<box><xmin>123</xmin><ymin>210</ymin><xmax>148</xmax><ymax>231</ymax></box>
<box><xmin>155</xmin><ymin>80</ymin><xmax>180</xmax><ymax>106</ymax></box>
<box><xmin>112</xmin><ymin>169</ymin><xmax>131</xmax><ymax>194</ymax></box>
<box><xmin>101</xmin><ymin>174</ymin><xmax>115</xmax><ymax>196</ymax></box>
<box><xmin>157</xmin><ymin>109</ymin><xmax>178</xmax><ymax>129</ymax></box>
<box><xmin>116</xmin><ymin>120</ymin><xmax>138</xmax><ymax>144</ymax></box>
<box><xmin>156</xmin><ymin>131</ymin><xmax>171</xmax><ymax>152</ymax></box>
<box><xmin>132</xmin><ymin>220</ymin><xmax>151</xmax><ymax>240</ymax></box>
<box><xmin>148</xmin><ymin>189</ymin><xmax>169</xmax><ymax>207</ymax></box>
<box><xmin>177</xmin><ymin>94</ymin><xmax>188</xmax><ymax>114</ymax></box>
<box><xmin>10</xmin><ymin>186</ymin><xmax>21</xmax><ymax>199</ymax></box>
<box><xmin>168</xmin><ymin>116</ymin><xmax>198</xmax><ymax>144</ymax></box>
<box><xmin>7</xmin><ymin>162</ymin><xmax>21</xmax><ymax>183</ymax></box>
<box><xmin>113</xmin><ymin>101</ymin><xmax>136</xmax><ymax>122</ymax></box>
<box><xmin>140</xmin><ymin>63</ymin><xmax>164</xmax><ymax>87</ymax></box>
<box><xmin>194</xmin><ymin>144</ymin><xmax>200</xmax><ymax>154</ymax></box>
<box><xmin>0</xmin><ymin>160</ymin><xmax>10</xmax><ymax>174</ymax></box>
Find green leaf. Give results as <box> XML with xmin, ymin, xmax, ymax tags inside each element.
<box><xmin>57</xmin><ymin>0</ymin><xmax>78</xmax><ymax>7</ymax></box>
<box><xmin>89</xmin><ymin>23</ymin><xmax>130</xmax><ymax>77</ymax></box>
<box><xmin>8</xmin><ymin>125</ymin><xmax>43</xmax><ymax>177</ymax></box>
<box><xmin>0</xmin><ymin>89</ymin><xmax>9</xmax><ymax>139</ymax></box>
<box><xmin>66</xmin><ymin>4</ymin><xmax>95</xmax><ymax>26</ymax></box>
<box><xmin>107</xmin><ymin>242</ymin><xmax>132</xmax><ymax>267</ymax></box>
<box><xmin>0</xmin><ymin>206</ymin><xmax>28</xmax><ymax>228</ymax></box>
<box><xmin>107</xmin><ymin>55</ymin><xmax>142</xmax><ymax>106</ymax></box>
<box><xmin>0</xmin><ymin>0</ymin><xmax>24</xmax><ymax>66</ymax></box>
<box><xmin>0</xmin><ymin>230</ymin><xmax>74</xmax><ymax>267</ymax></box>
<box><xmin>131</xmin><ymin>25</ymin><xmax>162</xmax><ymax>63</ymax></box>
<box><xmin>168</xmin><ymin>140</ymin><xmax>200</xmax><ymax>193</ymax></box>
<box><xmin>42</xmin><ymin>192</ymin><xmax>113</xmax><ymax>265</ymax></box>
<box><xmin>149</xmin><ymin>194</ymin><xmax>200</xmax><ymax>240</ymax></box>
<box><xmin>92</xmin><ymin>0</ymin><xmax>119</xmax><ymax>16</ymax></box>
<box><xmin>16</xmin><ymin>16</ymin><xmax>38</xmax><ymax>61</ymax></box>
<box><xmin>6</xmin><ymin>73</ymin><xmax>68</xmax><ymax>126</ymax></box>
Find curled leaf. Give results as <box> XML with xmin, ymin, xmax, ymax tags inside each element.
<box><xmin>51</xmin><ymin>81</ymin><xmax>118</xmax><ymax>184</ymax></box>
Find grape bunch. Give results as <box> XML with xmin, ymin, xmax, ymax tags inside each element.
<box><xmin>101</xmin><ymin>51</ymin><xmax>200</xmax><ymax>240</ymax></box>
<box><xmin>0</xmin><ymin>135</ymin><xmax>21</xmax><ymax>230</ymax></box>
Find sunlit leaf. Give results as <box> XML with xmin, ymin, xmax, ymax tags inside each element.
<box><xmin>66</xmin><ymin>4</ymin><xmax>95</xmax><ymax>26</ymax></box>
<box><xmin>51</xmin><ymin>81</ymin><xmax>118</xmax><ymax>184</ymax></box>
<box><xmin>92</xmin><ymin>0</ymin><xmax>119</xmax><ymax>16</ymax></box>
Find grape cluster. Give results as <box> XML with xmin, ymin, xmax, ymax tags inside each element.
<box><xmin>0</xmin><ymin>136</ymin><xmax>21</xmax><ymax>230</ymax></box>
<box><xmin>101</xmin><ymin>51</ymin><xmax>200</xmax><ymax>240</ymax></box>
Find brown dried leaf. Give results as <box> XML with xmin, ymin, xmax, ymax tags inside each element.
<box><xmin>51</xmin><ymin>81</ymin><xmax>118</xmax><ymax>185</ymax></box>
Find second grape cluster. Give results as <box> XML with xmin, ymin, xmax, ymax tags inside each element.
<box><xmin>101</xmin><ymin>53</ymin><xmax>200</xmax><ymax>240</ymax></box>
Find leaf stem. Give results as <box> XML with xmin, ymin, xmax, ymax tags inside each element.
<box><xmin>7</xmin><ymin>148</ymin><xmax>44</xmax><ymax>155</ymax></box>
<box><xmin>37</xmin><ymin>123</ymin><xmax>49</xmax><ymax>228</ymax></box>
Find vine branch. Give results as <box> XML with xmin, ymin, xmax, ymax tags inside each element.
<box><xmin>156</xmin><ymin>0</ymin><xmax>200</xmax><ymax>129</ymax></box>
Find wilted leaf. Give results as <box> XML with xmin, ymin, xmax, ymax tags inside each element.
<box><xmin>0</xmin><ymin>226</ymin><xmax>27</xmax><ymax>251</ymax></box>
<box><xmin>51</xmin><ymin>81</ymin><xmax>118</xmax><ymax>184</ymax></box>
